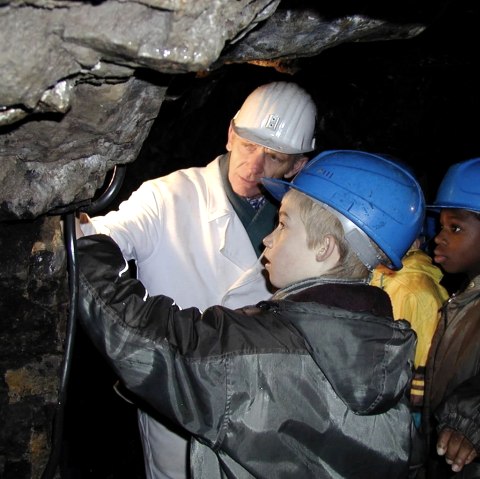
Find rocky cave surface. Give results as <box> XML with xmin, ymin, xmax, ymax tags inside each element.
<box><xmin>1</xmin><ymin>0</ymin><xmax>479</xmax><ymax>477</ymax></box>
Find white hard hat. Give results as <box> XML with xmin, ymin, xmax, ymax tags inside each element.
<box><xmin>232</xmin><ymin>82</ymin><xmax>317</xmax><ymax>155</ymax></box>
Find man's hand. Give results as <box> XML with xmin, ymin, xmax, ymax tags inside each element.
<box><xmin>75</xmin><ymin>214</ymin><xmax>86</xmax><ymax>239</ymax></box>
<box><xmin>60</xmin><ymin>212</ymin><xmax>88</xmax><ymax>239</ymax></box>
<box><xmin>437</xmin><ymin>427</ymin><xmax>478</xmax><ymax>472</ymax></box>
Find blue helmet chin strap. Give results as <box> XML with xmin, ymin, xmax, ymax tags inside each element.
<box><xmin>324</xmin><ymin>205</ymin><xmax>385</xmax><ymax>271</ymax></box>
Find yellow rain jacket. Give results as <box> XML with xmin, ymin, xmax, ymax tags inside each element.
<box><xmin>371</xmin><ymin>248</ymin><xmax>448</xmax><ymax>410</ymax></box>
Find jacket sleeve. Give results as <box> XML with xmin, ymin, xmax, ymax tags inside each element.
<box><xmin>435</xmin><ymin>374</ymin><xmax>480</xmax><ymax>452</ymax></box>
<box><xmin>76</xmin><ymin>234</ymin><xmax>228</xmax><ymax>444</ymax></box>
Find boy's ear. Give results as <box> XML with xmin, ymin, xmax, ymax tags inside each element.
<box><xmin>316</xmin><ymin>235</ymin><xmax>336</xmax><ymax>262</ymax></box>
<box><xmin>284</xmin><ymin>156</ymin><xmax>308</xmax><ymax>179</ymax></box>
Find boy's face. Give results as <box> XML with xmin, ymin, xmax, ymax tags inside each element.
<box><xmin>226</xmin><ymin>126</ymin><xmax>306</xmax><ymax>197</ymax></box>
<box><xmin>262</xmin><ymin>195</ymin><xmax>320</xmax><ymax>289</ymax></box>
<box><xmin>433</xmin><ymin>208</ymin><xmax>480</xmax><ymax>278</ymax></box>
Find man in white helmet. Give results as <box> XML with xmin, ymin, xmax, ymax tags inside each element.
<box><xmin>78</xmin><ymin>81</ymin><xmax>317</xmax><ymax>479</ymax></box>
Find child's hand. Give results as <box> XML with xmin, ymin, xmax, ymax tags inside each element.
<box><xmin>437</xmin><ymin>427</ymin><xmax>477</xmax><ymax>472</ymax></box>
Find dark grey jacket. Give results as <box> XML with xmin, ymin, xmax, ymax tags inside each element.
<box><xmin>77</xmin><ymin>234</ymin><xmax>416</xmax><ymax>479</ymax></box>
<box><xmin>424</xmin><ymin>275</ymin><xmax>480</xmax><ymax>478</ymax></box>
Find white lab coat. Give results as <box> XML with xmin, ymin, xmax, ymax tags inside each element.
<box><xmin>82</xmin><ymin>155</ymin><xmax>274</xmax><ymax>479</ymax></box>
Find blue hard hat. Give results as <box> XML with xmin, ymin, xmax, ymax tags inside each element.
<box><xmin>428</xmin><ymin>158</ymin><xmax>480</xmax><ymax>213</ymax></box>
<box><xmin>262</xmin><ymin>150</ymin><xmax>426</xmax><ymax>270</ymax></box>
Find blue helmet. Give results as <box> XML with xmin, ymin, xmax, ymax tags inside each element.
<box><xmin>262</xmin><ymin>150</ymin><xmax>426</xmax><ymax>270</ymax></box>
<box><xmin>428</xmin><ymin>158</ymin><xmax>480</xmax><ymax>213</ymax></box>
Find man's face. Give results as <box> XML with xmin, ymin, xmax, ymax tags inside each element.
<box><xmin>226</xmin><ymin>125</ymin><xmax>307</xmax><ymax>197</ymax></box>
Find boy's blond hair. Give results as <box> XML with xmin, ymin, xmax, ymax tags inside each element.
<box><xmin>284</xmin><ymin>189</ymin><xmax>377</xmax><ymax>279</ymax></box>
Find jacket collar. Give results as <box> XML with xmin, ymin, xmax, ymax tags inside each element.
<box><xmin>272</xmin><ymin>277</ymin><xmax>393</xmax><ymax>319</ymax></box>
<box><xmin>204</xmin><ymin>155</ymin><xmax>233</xmax><ymax>221</ymax></box>
<box><xmin>272</xmin><ymin>276</ymin><xmax>368</xmax><ymax>300</ymax></box>
<box><xmin>203</xmin><ymin>156</ymin><xmax>263</xmax><ymax>272</ymax></box>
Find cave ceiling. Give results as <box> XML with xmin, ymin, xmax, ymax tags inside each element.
<box><xmin>0</xmin><ymin>0</ymin><xmax>469</xmax><ymax>220</ymax></box>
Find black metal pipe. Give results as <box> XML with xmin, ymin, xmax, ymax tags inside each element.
<box><xmin>41</xmin><ymin>212</ymin><xmax>78</xmax><ymax>479</ymax></box>
<box><xmin>85</xmin><ymin>165</ymin><xmax>127</xmax><ymax>215</ymax></box>
<box><xmin>41</xmin><ymin>164</ymin><xmax>126</xmax><ymax>479</ymax></box>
